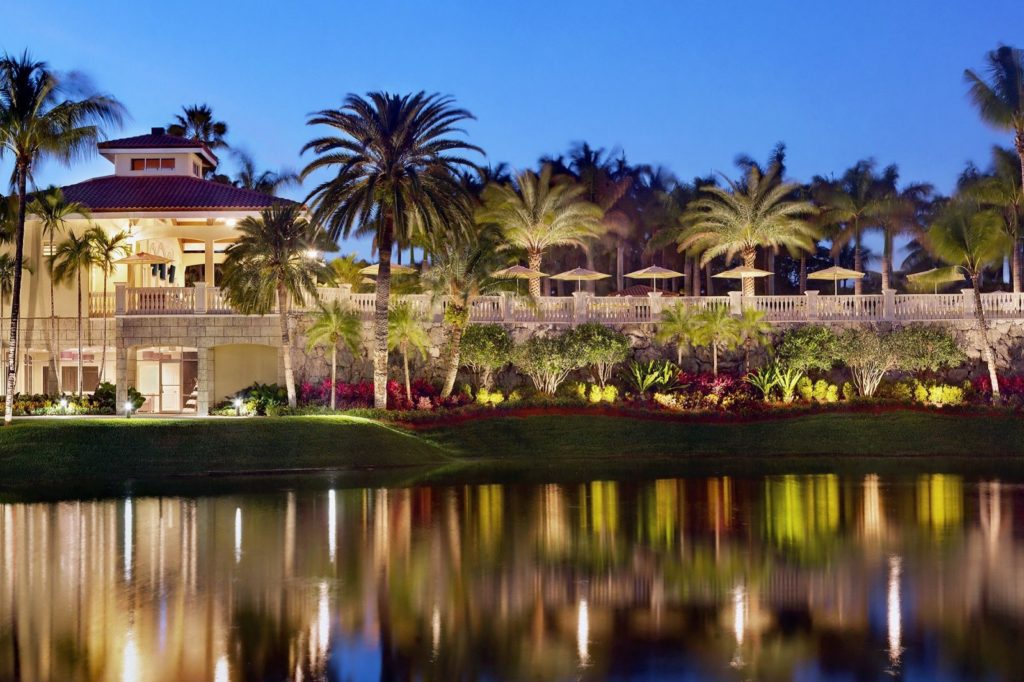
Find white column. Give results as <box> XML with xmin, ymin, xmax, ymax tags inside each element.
<box><xmin>882</xmin><ymin>289</ymin><xmax>896</xmax><ymax>322</ymax></box>
<box><xmin>114</xmin><ymin>282</ymin><xmax>127</xmax><ymax>316</ymax></box>
<box><xmin>571</xmin><ymin>291</ymin><xmax>591</xmax><ymax>325</ymax></box>
<box><xmin>197</xmin><ymin>346</ymin><xmax>214</xmax><ymax>416</ymax></box>
<box><xmin>647</xmin><ymin>291</ymin><xmax>664</xmax><ymax>321</ymax></box>
<box><xmin>804</xmin><ymin>290</ymin><xmax>819</xmax><ymax>321</ymax></box>
<box><xmin>727</xmin><ymin>291</ymin><xmax>742</xmax><ymax>316</ymax></box>
<box><xmin>194</xmin><ymin>282</ymin><xmax>207</xmax><ymax>315</ymax></box>
<box><xmin>205</xmin><ymin>240</ymin><xmax>215</xmax><ymax>286</ymax></box>
<box><xmin>962</xmin><ymin>288</ymin><xmax>976</xmax><ymax>319</ymax></box>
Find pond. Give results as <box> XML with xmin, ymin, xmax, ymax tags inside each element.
<box><xmin>0</xmin><ymin>474</ymin><xmax>1022</xmax><ymax>681</ymax></box>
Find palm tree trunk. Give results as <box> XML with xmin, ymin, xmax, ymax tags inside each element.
<box><xmin>799</xmin><ymin>255</ymin><xmax>807</xmax><ymax>294</ymax></box>
<box><xmin>692</xmin><ymin>257</ymin><xmax>701</xmax><ymax>296</ymax></box>
<box><xmin>742</xmin><ymin>248</ymin><xmax>757</xmax><ymax>296</ymax></box>
<box><xmin>330</xmin><ymin>345</ymin><xmax>337</xmax><ymax>411</ymax></box>
<box><xmin>973</xmin><ymin>276</ymin><xmax>1001</xmax><ymax>404</ymax></box>
<box><xmin>527</xmin><ymin>251</ymin><xmax>543</xmax><ymax>298</ymax></box>
<box><xmin>704</xmin><ymin>262</ymin><xmax>714</xmax><ymax>296</ymax></box>
<box><xmin>76</xmin><ymin>271</ymin><xmax>83</xmax><ymax>396</ymax></box>
<box><xmin>99</xmin><ymin>273</ymin><xmax>109</xmax><ymax>382</ymax></box>
<box><xmin>402</xmin><ymin>345</ymin><xmax>411</xmax><ymax>404</ymax></box>
<box><xmin>277</xmin><ymin>282</ymin><xmax>297</xmax><ymax>408</ymax></box>
<box><xmin>585</xmin><ymin>245</ymin><xmax>596</xmax><ymax>294</ymax></box>
<box><xmin>49</xmin><ymin>232</ymin><xmax>60</xmax><ymax>393</ymax></box>
<box><xmin>373</xmin><ymin>216</ymin><xmax>395</xmax><ymax>409</ymax></box>
<box><xmin>441</xmin><ymin>322</ymin><xmax>464</xmax><ymax>398</ymax></box>
<box><xmin>766</xmin><ymin>250</ymin><xmax>775</xmax><ymax>295</ymax></box>
<box><xmin>853</xmin><ymin>232</ymin><xmax>863</xmax><ymax>295</ymax></box>
<box><xmin>1014</xmin><ymin>238</ymin><xmax>1022</xmax><ymax>294</ymax></box>
<box><xmin>881</xmin><ymin>229</ymin><xmax>893</xmax><ymax>290</ymax></box>
<box><xmin>616</xmin><ymin>244</ymin><xmax>625</xmax><ymax>292</ymax></box>
<box><xmin>5</xmin><ymin>165</ymin><xmax>29</xmax><ymax>425</ymax></box>
<box><xmin>712</xmin><ymin>342</ymin><xmax>719</xmax><ymax>377</ymax></box>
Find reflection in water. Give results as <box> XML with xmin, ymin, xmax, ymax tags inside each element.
<box><xmin>0</xmin><ymin>474</ymin><xmax>1023</xmax><ymax>680</ymax></box>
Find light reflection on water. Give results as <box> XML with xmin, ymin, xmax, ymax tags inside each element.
<box><xmin>0</xmin><ymin>474</ymin><xmax>1022</xmax><ymax>680</ymax></box>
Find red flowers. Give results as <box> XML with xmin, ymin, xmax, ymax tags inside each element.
<box><xmin>298</xmin><ymin>378</ymin><xmax>471</xmax><ymax>411</ymax></box>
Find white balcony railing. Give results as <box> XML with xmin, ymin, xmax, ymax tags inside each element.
<box><xmin>106</xmin><ymin>283</ymin><xmax>1024</xmax><ymax>326</ymax></box>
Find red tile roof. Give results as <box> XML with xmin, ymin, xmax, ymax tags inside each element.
<box><xmin>98</xmin><ymin>130</ymin><xmax>218</xmax><ymax>164</ymax></box>
<box><xmin>60</xmin><ymin>175</ymin><xmax>294</xmax><ymax>213</ymax></box>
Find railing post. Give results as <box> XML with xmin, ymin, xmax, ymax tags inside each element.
<box><xmin>430</xmin><ymin>295</ymin><xmax>445</xmax><ymax>324</ymax></box>
<box><xmin>194</xmin><ymin>282</ymin><xmax>207</xmax><ymax>314</ymax></box>
<box><xmin>962</xmin><ymin>288</ymin><xmax>976</xmax><ymax>319</ymax></box>
<box><xmin>338</xmin><ymin>283</ymin><xmax>353</xmax><ymax>307</ymax></box>
<box><xmin>727</xmin><ymin>291</ymin><xmax>742</xmax><ymax>316</ymax></box>
<box><xmin>499</xmin><ymin>292</ymin><xmax>511</xmax><ymax>322</ymax></box>
<box><xmin>114</xmin><ymin>282</ymin><xmax>127</xmax><ymax>315</ymax></box>
<box><xmin>882</xmin><ymin>288</ymin><xmax>896</xmax><ymax>322</ymax></box>
<box><xmin>804</xmin><ymin>290</ymin><xmax>819</xmax><ymax>321</ymax></box>
<box><xmin>647</xmin><ymin>291</ymin><xmax>663</xmax><ymax>322</ymax></box>
<box><xmin>572</xmin><ymin>291</ymin><xmax>590</xmax><ymax>325</ymax></box>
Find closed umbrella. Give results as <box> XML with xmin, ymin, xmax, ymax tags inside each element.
<box><xmin>359</xmin><ymin>262</ymin><xmax>415</xmax><ymax>276</ymax></box>
<box><xmin>625</xmin><ymin>265</ymin><xmax>685</xmax><ymax>293</ymax></box>
<box><xmin>550</xmin><ymin>267</ymin><xmax>610</xmax><ymax>293</ymax></box>
<box><xmin>807</xmin><ymin>265</ymin><xmax>865</xmax><ymax>295</ymax></box>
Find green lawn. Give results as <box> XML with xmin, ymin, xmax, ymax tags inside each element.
<box><xmin>0</xmin><ymin>411</ymin><xmax>1022</xmax><ymax>499</ymax></box>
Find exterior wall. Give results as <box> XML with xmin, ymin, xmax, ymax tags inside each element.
<box><xmin>213</xmin><ymin>344</ymin><xmax>279</xmax><ymax>402</ymax></box>
<box><xmin>112</xmin><ymin>151</ymin><xmax>205</xmax><ymax>177</ymax></box>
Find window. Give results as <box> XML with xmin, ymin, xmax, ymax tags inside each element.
<box><xmin>49</xmin><ymin>366</ymin><xmax>100</xmax><ymax>393</ymax></box>
<box><xmin>131</xmin><ymin>158</ymin><xmax>176</xmax><ymax>171</ymax></box>
<box><xmin>193</xmin><ymin>162</ymin><xmax>200</xmax><ymax>176</ymax></box>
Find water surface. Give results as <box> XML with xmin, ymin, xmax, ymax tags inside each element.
<box><xmin>1</xmin><ymin>474</ymin><xmax>1022</xmax><ymax>681</ymax></box>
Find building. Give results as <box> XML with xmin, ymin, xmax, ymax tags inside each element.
<box><xmin>14</xmin><ymin>128</ymin><xmax>294</xmax><ymax>414</ymax></box>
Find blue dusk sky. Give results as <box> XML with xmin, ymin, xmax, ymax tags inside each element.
<box><xmin>1</xmin><ymin>0</ymin><xmax>1022</xmax><ymax>260</ymax></box>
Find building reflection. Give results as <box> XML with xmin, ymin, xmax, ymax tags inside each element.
<box><xmin>0</xmin><ymin>473</ymin><xmax>1022</xmax><ymax>680</ymax></box>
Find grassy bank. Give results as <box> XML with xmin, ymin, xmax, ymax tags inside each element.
<box><xmin>1</xmin><ymin>411</ymin><xmax>1023</xmax><ymax>498</ymax></box>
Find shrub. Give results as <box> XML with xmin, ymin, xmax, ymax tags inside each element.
<box><xmin>776</xmin><ymin>325</ymin><xmax>839</xmax><ymax>373</ymax></box>
<box><xmin>460</xmin><ymin>324</ymin><xmax>514</xmax><ymax>390</ymax></box>
<box><xmin>815</xmin><ymin>380</ymin><xmax>839</xmax><ymax>403</ymax></box>
<box><xmin>624</xmin><ymin>360</ymin><xmax>679</xmax><ymax>398</ymax></box>
<box><xmin>235</xmin><ymin>382</ymin><xmax>287</xmax><ymax>415</ymax></box>
<box><xmin>912</xmin><ymin>380</ymin><xmax>964</xmax><ymax>406</ymax></box>
<box><xmin>513</xmin><ymin>331</ymin><xmax>587</xmax><ymax>395</ymax></box>
<box><xmin>476</xmin><ymin>388</ymin><xmax>506</xmax><ymax>406</ymax></box>
<box><xmin>773</xmin><ymin>365</ymin><xmax>804</xmax><ymax>404</ymax></box>
<box><xmin>574</xmin><ymin>381</ymin><xmax>619</xmax><ymax>403</ymax></box>
<box><xmin>842</xmin><ymin>381</ymin><xmax>857</xmax><ymax>401</ymax></box>
<box><xmin>796</xmin><ymin>376</ymin><xmax>814</xmax><ymax>401</ymax></box>
<box><xmin>972</xmin><ymin>374</ymin><xmax>1024</xmax><ymax>400</ymax></box>
<box><xmin>0</xmin><ymin>392</ymin><xmax>111</xmax><ymax>415</ymax></box>
<box><xmin>890</xmin><ymin>324</ymin><xmax>966</xmax><ymax>373</ymax></box>
<box><xmin>568</xmin><ymin>323</ymin><xmax>631</xmax><ymax>387</ymax></box>
<box><xmin>835</xmin><ymin>328</ymin><xmax>902</xmax><ymax>397</ymax></box>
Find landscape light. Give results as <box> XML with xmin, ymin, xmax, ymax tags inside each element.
<box><xmin>305</xmin><ymin>249</ymin><xmax>320</xmax><ymax>260</ymax></box>
<box><xmin>59</xmin><ymin>398</ymin><xmax>68</xmax><ymax>414</ymax></box>
<box><xmin>225</xmin><ymin>218</ymin><xmax>237</xmax><ymax>227</ymax></box>
<box><xmin>233</xmin><ymin>397</ymin><xmax>243</xmax><ymax>416</ymax></box>
<box><xmin>124</xmin><ymin>401</ymin><xmax>134</xmax><ymax>418</ymax></box>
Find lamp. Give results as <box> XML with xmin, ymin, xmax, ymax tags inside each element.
<box><xmin>233</xmin><ymin>397</ymin><xmax>243</xmax><ymax>416</ymax></box>
<box><xmin>124</xmin><ymin>401</ymin><xmax>134</xmax><ymax>418</ymax></box>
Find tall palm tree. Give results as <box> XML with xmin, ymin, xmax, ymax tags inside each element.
<box><xmin>928</xmin><ymin>198</ymin><xmax>1010</xmax><ymax>404</ymax></box>
<box><xmin>30</xmin><ymin>186</ymin><xmax>90</xmax><ymax>391</ymax></box>
<box><xmin>478</xmin><ymin>164</ymin><xmax>604</xmax><ymax>297</ymax></box>
<box><xmin>0</xmin><ymin>253</ymin><xmax>30</xmax><ymax>396</ymax></box>
<box><xmin>870</xmin><ymin>181</ymin><xmax>933</xmax><ymax>290</ymax></box>
<box><xmin>305</xmin><ymin>301</ymin><xmax>362</xmax><ymax>410</ymax></box>
<box><xmin>421</xmin><ymin>224</ymin><xmax>508</xmax><ymax>397</ymax></box>
<box><xmin>694</xmin><ymin>305</ymin><xmax>741</xmax><ymax>377</ymax></box>
<box><xmin>87</xmin><ymin>227</ymin><xmax>129</xmax><ymax>382</ymax></box>
<box><xmin>964</xmin><ymin>45</ymin><xmax>1024</xmax><ymax>218</ymax></box>
<box><xmin>812</xmin><ymin>161</ymin><xmax>895</xmax><ymax>294</ymax></box>
<box><xmin>387</xmin><ymin>301</ymin><xmax>430</xmax><ymax>404</ymax></box>
<box><xmin>301</xmin><ymin>92</ymin><xmax>480</xmax><ymax>409</ymax></box>
<box><xmin>220</xmin><ymin>204</ymin><xmax>334</xmax><ymax>407</ymax></box>
<box><xmin>231</xmin><ymin>149</ymin><xmax>299</xmax><ymax>195</ymax></box>
<box><xmin>50</xmin><ymin>232</ymin><xmax>94</xmax><ymax>396</ymax></box>
<box><xmin>0</xmin><ymin>52</ymin><xmax>124</xmax><ymax>421</ymax></box>
<box><xmin>679</xmin><ymin>165</ymin><xmax>817</xmax><ymax>296</ymax></box>
<box><xmin>655</xmin><ymin>302</ymin><xmax>699</xmax><ymax>365</ymax></box>
<box><xmin>167</xmin><ymin>103</ymin><xmax>229</xmax><ymax>148</ymax></box>
<box><xmin>735</xmin><ymin>308</ymin><xmax>773</xmax><ymax>372</ymax></box>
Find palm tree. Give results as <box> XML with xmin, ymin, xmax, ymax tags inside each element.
<box><xmin>50</xmin><ymin>232</ymin><xmax>94</xmax><ymax>396</ymax></box>
<box><xmin>679</xmin><ymin>165</ymin><xmax>817</xmax><ymax>296</ymax></box>
<box><xmin>655</xmin><ymin>302</ymin><xmax>699</xmax><ymax>365</ymax></box>
<box><xmin>167</xmin><ymin>103</ymin><xmax>229</xmax><ymax>148</ymax></box>
<box><xmin>478</xmin><ymin>164</ymin><xmax>604</xmax><ymax>297</ymax></box>
<box><xmin>694</xmin><ymin>305</ymin><xmax>741</xmax><ymax>377</ymax></box>
<box><xmin>964</xmin><ymin>45</ymin><xmax>1024</xmax><ymax>220</ymax></box>
<box><xmin>421</xmin><ymin>224</ymin><xmax>508</xmax><ymax>397</ymax></box>
<box><xmin>329</xmin><ymin>253</ymin><xmax>372</xmax><ymax>292</ymax></box>
<box><xmin>870</xmin><ymin>181</ymin><xmax>933</xmax><ymax>290</ymax></box>
<box><xmin>301</xmin><ymin>92</ymin><xmax>480</xmax><ymax>409</ymax></box>
<box><xmin>305</xmin><ymin>301</ymin><xmax>362</xmax><ymax>410</ymax></box>
<box><xmin>231</xmin><ymin>149</ymin><xmax>299</xmax><ymax>195</ymax></box>
<box><xmin>812</xmin><ymin>161</ymin><xmax>895</xmax><ymax>294</ymax></box>
<box><xmin>962</xmin><ymin>147</ymin><xmax>1023</xmax><ymax>290</ymax></box>
<box><xmin>735</xmin><ymin>308</ymin><xmax>772</xmax><ymax>372</ymax></box>
<box><xmin>87</xmin><ymin>227</ymin><xmax>130</xmax><ymax>382</ymax></box>
<box><xmin>387</xmin><ymin>301</ymin><xmax>430</xmax><ymax>404</ymax></box>
<box><xmin>31</xmin><ymin>186</ymin><xmax>90</xmax><ymax>391</ymax></box>
<box><xmin>928</xmin><ymin>198</ymin><xmax>1010</xmax><ymax>403</ymax></box>
<box><xmin>0</xmin><ymin>52</ymin><xmax>124</xmax><ymax>420</ymax></box>
<box><xmin>220</xmin><ymin>204</ymin><xmax>333</xmax><ymax>407</ymax></box>
<box><xmin>0</xmin><ymin>253</ymin><xmax>30</xmax><ymax>395</ymax></box>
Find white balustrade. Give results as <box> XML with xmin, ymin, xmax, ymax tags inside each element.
<box><xmin>106</xmin><ymin>286</ymin><xmax>1024</xmax><ymax>325</ymax></box>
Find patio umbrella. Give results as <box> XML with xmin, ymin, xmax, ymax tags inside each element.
<box><xmin>114</xmin><ymin>251</ymin><xmax>172</xmax><ymax>286</ymax></box>
<box><xmin>625</xmin><ymin>265</ymin><xmax>685</xmax><ymax>293</ymax></box>
<box><xmin>360</xmin><ymin>277</ymin><xmax>377</xmax><ymax>285</ymax></box>
<box><xmin>359</xmin><ymin>262</ymin><xmax>416</xmax><ymax>276</ymax></box>
<box><xmin>493</xmin><ymin>265</ymin><xmax>547</xmax><ymax>294</ymax></box>
<box><xmin>906</xmin><ymin>267</ymin><xmax>964</xmax><ymax>294</ymax></box>
<box><xmin>807</xmin><ymin>265</ymin><xmax>865</xmax><ymax>295</ymax></box>
<box><xmin>550</xmin><ymin>267</ymin><xmax>610</xmax><ymax>293</ymax></box>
